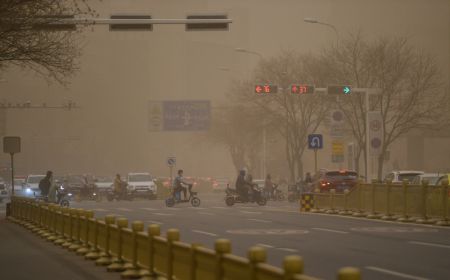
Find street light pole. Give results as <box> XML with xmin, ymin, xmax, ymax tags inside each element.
<box><xmin>303</xmin><ymin>17</ymin><xmax>339</xmax><ymax>45</ymax></box>
<box><xmin>234</xmin><ymin>48</ymin><xmax>266</xmax><ymax>179</ymax></box>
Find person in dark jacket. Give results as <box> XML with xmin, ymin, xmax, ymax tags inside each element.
<box><xmin>39</xmin><ymin>171</ymin><xmax>53</xmax><ymax>197</ymax></box>
<box><xmin>235</xmin><ymin>169</ymin><xmax>248</xmax><ymax>201</ymax></box>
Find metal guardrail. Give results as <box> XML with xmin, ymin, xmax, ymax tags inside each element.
<box><xmin>7</xmin><ymin>197</ymin><xmax>361</xmax><ymax>280</ymax></box>
<box><xmin>309</xmin><ymin>180</ymin><xmax>449</xmax><ymax>226</ymax></box>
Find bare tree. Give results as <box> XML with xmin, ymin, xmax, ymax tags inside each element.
<box><xmin>322</xmin><ymin>34</ymin><xmax>448</xmax><ymax>179</ymax></box>
<box><xmin>232</xmin><ymin>51</ymin><xmax>332</xmax><ymax>183</ymax></box>
<box><xmin>0</xmin><ymin>0</ymin><xmax>97</xmax><ymax>84</ymax></box>
<box><xmin>206</xmin><ymin>102</ymin><xmax>263</xmax><ymax>175</ymax></box>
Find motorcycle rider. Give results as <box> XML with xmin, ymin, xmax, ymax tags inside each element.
<box><xmin>173</xmin><ymin>169</ymin><xmax>189</xmax><ymax>201</ymax></box>
<box><xmin>264</xmin><ymin>174</ymin><xmax>274</xmax><ymax>199</ymax></box>
<box><xmin>39</xmin><ymin>171</ymin><xmax>53</xmax><ymax>198</ymax></box>
<box><xmin>114</xmin><ymin>174</ymin><xmax>125</xmax><ymax>198</ymax></box>
<box><xmin>235</xmin><ymin>169</ymin><xmax>248</xmax><ymax>201</ymax></box>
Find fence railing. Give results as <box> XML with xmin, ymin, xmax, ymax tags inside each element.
<box><xmin>7</xmin><ymin>197</ymin><xmax>361</xmax><ymax>280</ymax></box>
<box><xmin>310</xmin><ymin>180</ymin><xmax>449</xmax><ymax>226</ymax></box>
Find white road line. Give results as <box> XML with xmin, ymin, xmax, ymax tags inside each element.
<box><xmin>198</xmin><ymin>212</ymin><xmax>215</xmax><ymax>216</ymax></box>
<box><xmin>240</xmin><ymin>211</ymin><xmax>262</xmax><ymax>215</ymax></box>
<box><xmin>116</xmin><ymin>208</ymin><xmax>132</xmax><ymax>212</ymax></box>
<box><xmin>141</xmin><ymin>208</ymin><xmax>157</xmax><ymax>211</ymax></box>
<box><xmin>192</xmin><ymin>230</ymin><xmax>218</xmax><ymax>237</ymax></box>
<box><xmin>153</xmin><ymin>213</ymin><xmax>174</xmax><ymax>216</ymax></box>
<box><xmin>194</xmin><ymin>207</ymin><xmax>207</xmax><ymax>210</ymax></box>
<box><xmin>312</xmin><ymin>227</ymin><xmax>349</xmax><ymax>234</ymax></box>
<box><xmin>409</xmin><ymin>241</ymin><xmax>450</xmax><ymax>249</ymax></box>
<box><xmin>277</xmin><ymin>248</ymin><xmax>298</xmax><ymax>253</ymax></box>
<box><xmin>147</xmin><ymin>220</ymin><xmax>163</xmax><ymax>225</ymax></box>
<box><xmin>165</xmin><ymin>208</ymin><xmax>180</xmax><ymax>211</ymax></box>
<box><xmin>247</xmin><ymin>218</ymin><xmax>271</xmax><ymax>223</ymax></box>
<box><xmin>92</xmin><ymin>209</ymin><xmax>108</xmax><ymax>212</ymax></box>
<box><xmin>365</xmin><ymin>266</ymin><xmax>430</xmax><ymax>280</ymax></box>
<box><xmin>212</xmin><ymin>206</ymin><xmax>228</xmax><ymax>209</ymax></box>
<box><xmin>256</xmin><ymin>243</ymin><xmax>274</xmax><ymax>248</ymax></box>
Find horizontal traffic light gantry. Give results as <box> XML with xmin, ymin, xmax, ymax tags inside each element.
<box><xmin>255</xmin><ymin>84</ymin><xmax>278</xmax><ymax>94</ymax></box>
<box><xmin>327</xmin><ymin>85</ymin><xmax>352</xmax><ymax>95</ymax></box>
<box><xmin>291</xmin><ymin>84</ymin><xmax>315</xmax><ymax>94</ymax></box>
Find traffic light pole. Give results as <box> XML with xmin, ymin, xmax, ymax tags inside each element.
<box><xmin>314</xmin><ymin>149</ymin><xmax>318</xmax><ymax>174</ymax></box>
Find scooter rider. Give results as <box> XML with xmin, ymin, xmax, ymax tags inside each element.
<box><xmin>235</xmin><ymin>169</ymin><xmax>248</xmax><ymax>201</ymax></box>
<box><xmin>173</xmin><ymin>169</ymin><xmax>188</xmax><ymax>201</ymax></box>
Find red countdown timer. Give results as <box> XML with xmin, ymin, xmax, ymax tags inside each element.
<box><xmin>291</xmin><ymin>84</ymin><xmax>315</xmax><ymax>94</ymax></box>
<box><xmin>255</xmin><ymin>84</ymin><xmax>278</xmax><ymax>94</ymax></box>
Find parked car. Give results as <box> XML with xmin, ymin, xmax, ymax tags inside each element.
<box><xmin>23</xmin><ymin>174</ymin><xmax>46</xmax><ymax>196</ymax></box>
<box><xmin>316</xmin><ymin>170</ymin><xmax>358</xmax><ymax>193</ymax></box>
<box><xmin>411</xmin><ymin>173</ymin><xmax>441</xmax><ymax>185</ymax></box>
<box><xmin>384</xmin><ymin>171</ymin><xmax>425</xmax><ymax>184</ymax></box>
<box><xmin>127</xmin><ymin>172</ymin><xmax>157</xmax><ymax>199</ymax></box>
<box><xmin>0</xmin><ymin>178</ymin><xmax>8</xmax><ymax>202</ymax></box>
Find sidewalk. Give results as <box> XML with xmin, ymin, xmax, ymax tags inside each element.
<box><xmin>0</xmin><ymin>214</ymin><xmax>118</xmax><ymax>280</ymax></box>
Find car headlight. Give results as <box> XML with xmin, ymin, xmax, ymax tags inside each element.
<box><xmin>26</xmin><ymin>188</ymin><xmax>32</xmax><ymax>193</ymax></box>
<box><xmin>68</xmin><ymin>193</ymin><xmax>73</xmax><ymax>196</ymax></box>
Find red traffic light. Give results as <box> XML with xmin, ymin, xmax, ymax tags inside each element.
<box><xmin>291</xmin><ymin>84</ymin><xmax>315</xmax><ymax>94</ymax></box>
<box><xmin>255</xmin><ymin>84</ymin><xmax>277</xmax><ymax>94</ymax></box>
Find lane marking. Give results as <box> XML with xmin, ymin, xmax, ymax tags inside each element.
<box><xmin>247</xmin><ymin>218</ymin><xmax>271</xmax><ymax>223</ymax></box>
<box><xmin>277</xmin><ymin>248</ymin><xmax>298</xmax><ymax>253</ymax></box>
<box><xmin>198</xmin><ymin>212</ymin><xmax>215</xmax><ymax>216</ymax></box>
<box><xmin>165</xmin><ymin>208</ymin><xmax>180</xmax><ymax>211</ymax></box>
<box><xmin>194</xmin><ymin>207</ymin><xmax>207</xmax><ymax>210</ymax></box>
<box><xmin>312</xmin><ymin>227</ymin><xmax>349</xmax><ymax>234</ymax></box>
<box><xmin>212</xmin><ymin>206</ymin><xmax>228</xmax><ymax>209</ymax></box>
<box><xmin>147</xmin><ymin>220</ymin><xmax>163</xmax><ymax>225</ymax></box>
<box><xmin>409</xmin><ymin>241</ymin><xmax>450</xmax><ymax>249</ymax></box>
<box><xmin>240</xmin><ymin>211</ymin><xmax>262</xmax><ymax>215</ymax></box>
<box><xmin>256</xmin><ymin>243</ymin><xmax>274</xmax><ymax>248</ymax></box>
<box><xmin>365</xmin><ymin>266</ymin><xmax>429</xmax><ymax>280</ymax></box>
<box><xmin>92</xmin><ymin>208</ymin><xmax>108</xmax><ymax>212</ymax></box>
<box><xmin>192</xmin><ymin>230</ymin><xmax>218</xmax><ymax>237</ymax></box>
<box><xmin>116</xmin><ymin>208</ymin><xmax>132</xmax><ymax>212</ymax></box>
<box><xmin>302</xmin><ymin>212</ymin><xmax>450</xmax><ymax>230</ymax></box>
<box><xmin>141</xmin><ymin>208</ymin><xmax>157</xmax><ymax>211</ymax></box>
<box><xmin>153</xmin><ymin>213</ymin><xmax>174</xmax><ymax>216</ymax></box>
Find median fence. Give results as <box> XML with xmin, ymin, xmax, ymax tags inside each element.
<box><xmin>7</xmin><ymin>197</ymin><xmax>361</xmax><ymax>280</ymax></box>
<box><xmin>310</xmin><ymin>179</ymin><xmax>450</xmax><ymax>226</ymax></box>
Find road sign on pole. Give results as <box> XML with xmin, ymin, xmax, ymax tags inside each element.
<box><xmin>308</xmin><ymin>134</ymin><xmax>323</xmax><ymax>173</ymax></box>
<box><xmin>3</xmin><ymin>136</ymin><xmax>21</xmax><ymax>195</ymax></box>
<box><xmin>167</xmin><ymin>157</ymin><xmax>176</xmax><ymax>167</ymax></box>
<box><xmin>308</xmin><ymin>134</ymin><xmax>323</xmax><ymax>150</ymax></box>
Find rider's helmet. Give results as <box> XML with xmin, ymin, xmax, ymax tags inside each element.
<box><xmin>239</xmin><ymin>169</ymin><xmax>246</xmax><ymax>176</ymax></box>
<box><xmin>178</xmin><ymin>169</ymin><xmax>183</xmax><ymax>175</ymax></box>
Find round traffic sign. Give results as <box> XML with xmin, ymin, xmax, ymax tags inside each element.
<box><xmin>226</xmin><ymin>229</ymin><xmax>309</xmax><ymax>235</ymax></box>
<box><xmin>371</xmin><ymin>138</ymin><xmax>382</xmax><ymax>149</ymax></box>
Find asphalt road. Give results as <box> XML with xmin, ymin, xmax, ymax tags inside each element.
<box><xmin>62</xmin><ymin>192</ymin><xmax>450</xmax><ymax>280</ymax></box>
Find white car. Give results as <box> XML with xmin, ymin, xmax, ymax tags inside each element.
<box><xmin>23</xmin><ymin>174</ymin><xmax>46</xmax><ymax>196</ymax></box>
<box><xmin>384</xmin><ymin>171</ymin><xmax>425</xmax><ymax>184</ymax></box>
<box><xmin>127</xmin><ymin>172</ymin><xmax>157</xmax><ymax>199</ymax></box>
<box><xmin>0</xmin><ymin>179</ymin><xmax>9</xmax><ymax>202</ymax></box>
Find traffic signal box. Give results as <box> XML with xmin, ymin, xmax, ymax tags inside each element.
<box><xmin>291</xmin><ymin>85</ymin><xmax>315</xmax><ymax>94</ymax></box>
<box><xmin>327</xmin><ymin>85</ymin><xmax>352</xmax><ymax>95</ymax></box>
<box><xmin>255</xmin><ymin>84</ymin><xmax>278</xmax><ymax>94</ymax></box>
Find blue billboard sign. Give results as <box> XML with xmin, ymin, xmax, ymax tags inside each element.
<box><xmin>162</xmin><ymin>100</ymin><xmax>210</xmax><ymax>131</ymax></box>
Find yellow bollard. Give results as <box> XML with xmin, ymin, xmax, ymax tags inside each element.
<box><xmin>94</xmin><ymin>215</ymin><xmax>117</xmax><ymax>263</ymax></box>
<box><xmin>62</xmin><ymin>208</ymin><xmax>79</xmax><ymax>248</ymax></box>
<box><xmin>77</xmin><ymin>210</ymin><xmax>95</xmax><ymax>255</ymax></box>
<box><xmin>54</xmin><ymin>207</ymin><xmax>69</xmax><ymax>245</ymax></box>
<box><xmin>40</xmin><ymin>205</ymin><xmax>55</xmax><ymax>238</ymax></box>
<box><xmin>382</xmin><ymin>180</ymin><xmax>395</xmax><ymax>221</ymax></box>
<box><xmin>165</xmin><ymin>228</ymin><xmax>181</xmax><ymax>280</ymax></box>
<box><xmin>189</xmin><ymin>243</ymin><xmax>202</xmax><ymax>280</ymax></box>
<box><xmin>337</xmin><ymin>267</ymin><xmax>361</xmax><ymax>280</ymax></box>
<box><xmin>397</xmin><ymin>180</ymin><xmax>412</xmax><ymax>222</ymax></box>
<box><xmin>283</xmin><ymin>255</ymin><xmax>304</xmax><ymax>280</ymax></box>
<box><xmin>416</xmin><ymin>180</ymin><xmax>432</xmax><ymax>224</ymax></box>
<box><xmin>140</xmin><ymin>224</ymin><xmax>161</xmax><ymax>277</ymax></box>
<box><xmin>121</xmin><ymin>221</ymin><xmax>145</xmax><ymax>279</ymax></box>
<box><xmin>326</xmin><ymin>189</ymin><xmax>337</xmax><ymax>214</ymax></box>
<box><xmin>248</xmin><ymin>246</ymin><xmax>267</xmax><ymax>280</ymax></box>
<box><xmin>437</xmin><ymin>179</ymin><xmax>450</xmax><ymax>226</ymax></box>
<box><xmin>367</xmin><ymin>182</ymin><xmax>380</xmax><ymax>219</ymax></box>
<box><xmin>352</xmin><ymin>182</ymin><xmax>365</xmax><ymax>217</ymax></box>
<box><xmin>339</xmin><ymin>189</ymin><xmax>351</xmax><ymax>215</ymax></box>
<box><xmin>107</xmin><ymin>218</ymin><xmax>129</xmax><ymax>272</ymax></box>
<box><xmin>69</xmin><ymin>209</ymin><xmax>85</xmax><ymax>251</ymax></box>
<box><xmin>47</xmin><ymin>205</ymin><xmax>62</xmax><ymax>241</ymax></box>
<box><xmin>215</xmin><ymin>239</ymin><xmax>231</xmax><ymax>280</ymax></box>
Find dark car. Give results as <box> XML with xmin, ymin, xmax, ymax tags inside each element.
<box><xmin>317</xmin><ymin>170</ymin><xmax>358</xmax><ymax>193</ymax></box>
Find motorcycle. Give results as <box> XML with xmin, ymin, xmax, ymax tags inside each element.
<box><xmin>225</xmin><ymin>184</ymin><xmax>267</xmax><ymax>206</ymax></box>
<box><xmin>165</xmin><ymin>184</ymin><xmax>201</xmax><ymax>207</ymax></box>
<box><xmin>34</xmin><ymin>185</ymin><xmax>71</xmax><ymax>207</ymax></box>
<box><xmin>264</xmin><ymin>184</ymin><xmax>285</xmax><ymax>201</ymax></box>
<box><xmin>106</xmin><ymin>186</ymin><xmax>134</xmax><ymax>202</ymax></box>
